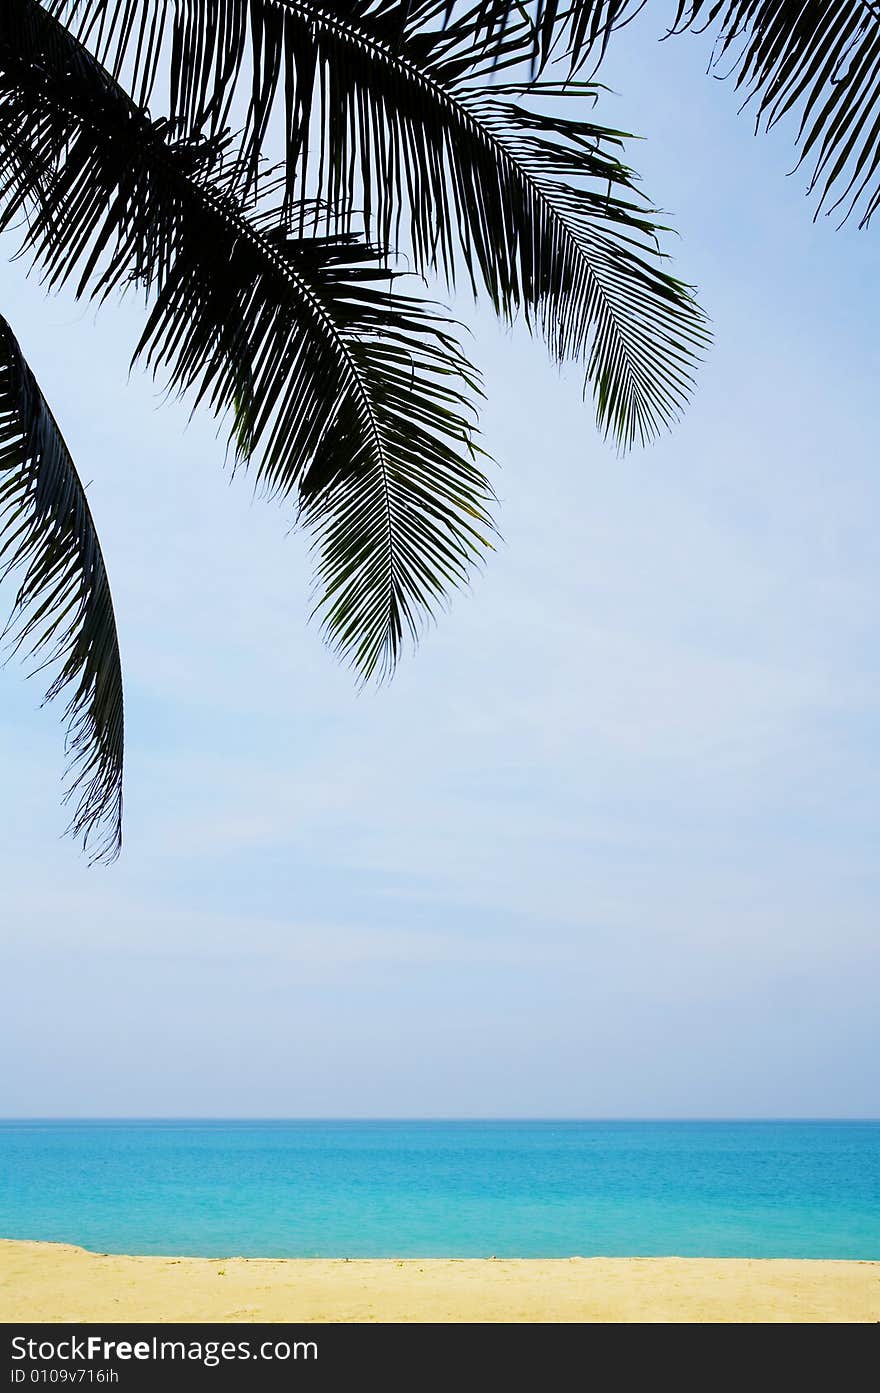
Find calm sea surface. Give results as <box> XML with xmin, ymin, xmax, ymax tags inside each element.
<box><xmin>1</xmin><ymin>1120</ymin><xmax>877</xmax><ymax>1258</ymax></box>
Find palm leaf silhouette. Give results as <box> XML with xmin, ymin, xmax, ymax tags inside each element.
<box><xmin>0</xmin><ymin>1</ymin><xmax>716</xmax><ymax>856</ymax></box>
<box><xmin>1</xmin><ymin>0</ymin><xmax>493</xmax><ymax>687</ymax></box>
<box><xmin>469</xmin><ymin>0</ymin><xmax>880</xmax><ymax>226</ymax></box>
<box><xmin>0</xmin><ymin>316</ymin><xmax>123</xmax><ymax>862</ymax></box>
<box><xmin>47</xmin><ymin>0</ymin><xmax>708</xmax><ymax>447</ymax></box>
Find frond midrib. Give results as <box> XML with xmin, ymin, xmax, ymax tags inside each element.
<box><xmin>31</xmin><ymin>0</ymin><xmax>406</xmax><ymax>649</ymax></box>
<box><xmin>16</xmin><ymin>0</ymin><xmax>402</xmax><ymax>627</ymax></box>
<box><xmin>251</xmin><ymin>0</ymin><xmax>679</xmax><ymax>378</ymax></box>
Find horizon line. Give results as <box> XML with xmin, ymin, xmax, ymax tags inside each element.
<box><xmin>2</xmin><ymin>1115</ymin><xmax>878</xmax><ymax>1124</ymax></box>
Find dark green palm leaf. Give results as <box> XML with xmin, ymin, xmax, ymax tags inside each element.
<box><xmin>1</xmin><ymin>0</ymin><xmax>493</xmax><ymax>677</ymax></box>
<box><xmin>288</xmin><ymin>235</ymin><xmax>493</xmax><ymax>677</ymax></box>
<box><xmin>464</xmin><ymin>0</ymin><xmax>644</xmax><ymax>71</ymax></box>
<box><xmin>670</xmin><ymin>1</ymin><xmax>880</xmax><ymax>227</ymax></box>
<box><xmin>472</xmin><ymin>0</ymin><xmax>880</xmax><ymax>227</ymax></box>
<box><xmin>46</xmin><ymin>0</ymin><xmax>708</xmax><ymax>448</ymax></box>
<box><xmin>0</xmin><ymin>315</ymin><xmax>123</xmax><ymax>862</ymax></box>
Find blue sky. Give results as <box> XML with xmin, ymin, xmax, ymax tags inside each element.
<box><xmin>1</xmin><ymin>17</ymin><xmax>878</xmax><ymax>1117</ymax></box>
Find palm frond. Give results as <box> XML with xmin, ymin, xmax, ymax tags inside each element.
<box><xmin>0</xmin><ymin>314</ymin><xmax>123</xmax><ymax>862</ymax></box>
<box><xmin>46</xmin><ymin>0</ymin><xmax>708</xmax><ymax>448</ymax></box>
<box><xmin>288</xmin><ymin>236</ymin><xmax>493</xmax><ymax>677</ymax></box>
<box><xmin>670</xmin><ymin>0</ymin><xmax>880</xmax><ymax>227</ymax></box>
<box><xmin>460</xmin><ymin>83</ymin><xmax>708</xmax><ymax>445</ymax></box>
<box><xmin>471</xmin><ymin>0</ymin><xmax>880</xmax><ymax>227</ymax></box>
<box><xmin>463</xmin><ymin>0</ymin><xmax>645</xmax><ymax>71</ymax></box>
<box><xmin>1</xmin><ymin>0</ymin><xmax>493</xmax><ymax>676</ymax></box>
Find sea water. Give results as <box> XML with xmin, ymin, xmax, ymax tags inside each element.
<box><xmin>1</xmin><ymin>1119</ymin><xmax>877</xmax><ymax>1258</ymax></box>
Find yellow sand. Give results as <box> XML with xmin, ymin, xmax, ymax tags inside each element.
<box><xmin>1</xmin><ymin>1241</ymin><xmax>878</xmax><ymax>1322</ymax></box>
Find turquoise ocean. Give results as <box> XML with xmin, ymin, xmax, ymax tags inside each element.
<box><xmin>1</xmin><ymin>1120</ymin><xmax>878</xmax><ymax>1259</ymax></box>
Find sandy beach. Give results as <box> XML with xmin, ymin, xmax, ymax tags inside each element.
<box><xmin>1</xmin><ymin>1240</ymin><xmax>877</xmax><ymax>1322</ymax></box>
